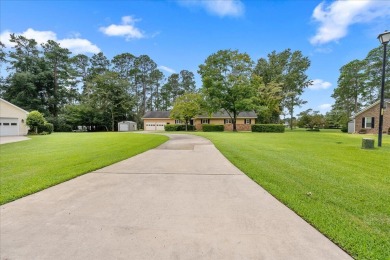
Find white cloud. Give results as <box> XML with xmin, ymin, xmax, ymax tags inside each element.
<box><xmin>99</xmin><ymin>16</ymin><xmax>145</xmax><ymax>40</ymax></box>
<box><xmin>310</xmin><ymin>0</ymin><xmax>390</xmax><ymax>45</ymax></box>
<box><xmin>178</xmin><ymin>0</ymin><xmax>244</xmax><ymax>17</ymax></box>
<box><xmin>159</xmin><ymin>65</ymin><xmax>176</xmax><ymax>74</ymax></box>
<box><xmin>318</xmin><ymin>103</ymin><xmax>332</xmax><ymax>113</ymax></box>
<box><xmin>58</xmin><ymin>38</ymin><xmax>100</xmax><ymax>54</ymax></box>
<box><xmin>309</xmin><ymin>79</ymin><xmax>332</xmax><ymax>90</ymax></box>
<box><xmin>0</xmin><ymin>28</ymin><xmax>100</xmax><ymax>54</ymax></box>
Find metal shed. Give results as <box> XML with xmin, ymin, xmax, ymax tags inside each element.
<box><xmin>118</xmin><ymin>121</ymin><xmax>137</xmax><ymax>132</ymax></box>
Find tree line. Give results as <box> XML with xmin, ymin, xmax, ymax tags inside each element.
<box><xmin>1</xmin><ymin>34</ymin><xmax>313</xmax><ymax>131</ymax></box>
<box><xmin>328</xmin><ymin>46</ymin><xmax>390</xmax><ymax>128</ymax></box>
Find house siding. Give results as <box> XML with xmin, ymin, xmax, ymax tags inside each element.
<box><xmin>0</xmin><ymin>99</ymin><xmax>29</xmax><ymax>136</ymax></box>
<box><xmin>354</xmin><ymin>102</ymin><xmax>390</xmax><ymax>134</ymax></box>
<box><xmin>194</xmin><ymin>118</ymin><xmax>255</xmax><ymax>131</ymax></box>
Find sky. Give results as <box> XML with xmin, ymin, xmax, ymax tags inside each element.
<box><xmin>1</xmin><ymin>0</ymin><xmax>389</xmax><ymax>116</ymax></box>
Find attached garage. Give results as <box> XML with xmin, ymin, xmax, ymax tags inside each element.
<box><xmin>142</xmin><ymin>111</ymin><xmax>174</xmax><ymax>131</ymax></box>
<box><xmin>144</xmin><ymin>122</ymin><xmax>166</xmax><ymax>131</ymax></box>
<box><xmin>0</xmin><ymin>98</ymin><xmax>29</xmax><ymax>136</ymax></box>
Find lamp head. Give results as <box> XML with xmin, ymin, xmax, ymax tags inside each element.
<box><xmin>378</xmin><ymin>30</ymin><xmax>390</xmax><ymax>45</ymax></box>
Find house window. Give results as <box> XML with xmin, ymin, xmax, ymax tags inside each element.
<box><xmin>175</xmin><ymin>119</ymin><xmax>182</xmax><ymax>124</ymax></box>
<box><xmin>201</xmin><ymin>119</ymin><xmax>210</xmax><ymax>124</ymax></box>
<box><xmin>362</xmin><ymin>117</ymin><xmax>375</xmax><ymax>129</ymax></box>
<box><xmin>244</xmin><ymin>119</ymin><xmax>251</xmax><ymax>124</ymax></box>
<box><xmin>224</xmin><ymin>119</ymin><xmax>232</xmax><ymax>124</ymax></box>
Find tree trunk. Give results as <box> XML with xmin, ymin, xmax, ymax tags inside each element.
<box><xmin>233</xmin><ymin>111</ymin><xmax>237</xmax><ymax>132</ymax></box>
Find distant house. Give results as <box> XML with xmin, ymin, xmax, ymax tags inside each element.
<box><xmin>352</xmin><ymin>99</ymin><xmax>390</xmax><ymax>134</ymax></box>
<box><xmin>142</xmin><ymin>110</ymin><xmax>257</xmax><ymax>131</ymax></box>
<box><xmin>0</xmin><ymin>98</ymin><xmax>29</xmax><ymax>136</ymax></box>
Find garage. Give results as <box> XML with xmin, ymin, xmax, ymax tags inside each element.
<box><xmin>0</xmin><ymin>118</ymin><xmax>19</xmax><ymax>136</ymax></box>
<box><xmin>144</xmin><ymin>122</ymin><xmax>166</xmax><ymax>131</ymax></box>
<box><xmin>0</xmin><ymin>98</ymin><xmax>29</xmax><ymax>136</ymax></box>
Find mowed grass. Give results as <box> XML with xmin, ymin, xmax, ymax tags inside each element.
<box><xmin>194</xmin><ymin>130</ymin><xmax>390</xmax><ymax>260</ymax></box>
<box><xmin>0</xmin><ymin>132</ymin><xmax>168</xmax><ymax>205</ymax></box>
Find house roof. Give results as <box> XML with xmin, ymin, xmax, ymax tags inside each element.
<box><xmin>142</xmin><ymin>111</ymin><xmax>171</xmax><ymax>119</ymax></box>
<box><xmin>352</xmin><ymin>99</ymin><xmax>390</xmax><ymax>118</ymax></box>
<box><xmin>0</xmin><ymin>98</ymin><xmax>29</xmax><ymax>114</ymax></box>
<box><xmin>142</xmin><ymin>110</ymin><xmax>257</xmax><ymax>119</ymax></box>
<box><xmin>196</xmin><ymin>111</ymin><xmax>257</xmax><ymax>119</ymax></box>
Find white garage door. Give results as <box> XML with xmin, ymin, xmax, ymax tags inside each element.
<box><xmin>145</xmin><ymin>122</ymin><xmax>166</xmax><ymax>131</ymax></box>
<box><xmin>0</xmin><ymin>118</ymin><xmax>19</xmax><ymax>136</ymax></box>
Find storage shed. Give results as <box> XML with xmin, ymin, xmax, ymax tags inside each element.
<box><xmin>118</xmin><ymin>121</ymin><xmax>137</xmax><ymax>132</ymax></box>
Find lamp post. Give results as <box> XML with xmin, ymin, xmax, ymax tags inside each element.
<box><xmin>377</xmin><ymin>31</ymin><xmax>390</xmax><ymax>147</ymax></box>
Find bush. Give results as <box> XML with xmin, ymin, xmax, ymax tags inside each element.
<box><xmin>26</xmin><ymin>111</ymin><xmax>45</xmax><ymax>133</ymax></box>
<box><xmin>164</xmin><ymin>124</ymin><xmax>195</xmax><ymax>131</ymax></box>
<box><xmin>388</xmin><ymin>127</ymin><xmax>390</xmax><ymax>135</ymax></box>
<box><xmin>307</xmin><ymin>128</ymin><xmax>320</xmax><ymax>132</ymax></box>
<box><xmin>341</xmin><ymin>125</ymin><xmax>348</xmax><ymax>133</ymax></box>
<box><xmin>37</xmin><ymin>122</ymin><xmax>54</xmax><ymax>134</ymax></box>
<box><xmin>359</xmin><ymin>128</ymin><xmax>367</xmax><ymax>134</ymax></box>
<box><xmin>202</xmin><ymin>124</ymin><xmax>224</xmax><ymax>132</ymax></box>
<box><xmin>251</xmin><ymin>124</ymin><xmax>285</xmax><ymax>133</ymax></box>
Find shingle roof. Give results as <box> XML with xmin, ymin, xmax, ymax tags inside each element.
<box><xmin>142</xmin><ymin>110</ymin><xmax>257</xmax><ymax>119</ymax></box>
<box><xmin>142</xmin><ymin>111</ymin><xmax>171</xmax><ymax>118</ymax></box>
<box><xmin>196</xmin><ymin>111</ymin><xmax>257</xmax><ymax>118</ymax></box>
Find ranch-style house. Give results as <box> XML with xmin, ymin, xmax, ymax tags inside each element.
<box><xmin>142</xmin><ymin>111</ymin><xmax>257</xmax><ymax>131</ymax></box>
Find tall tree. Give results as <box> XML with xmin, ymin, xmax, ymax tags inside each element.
<box><xmin>134</xmin><ymin>55</ymin><xmax>157</xmax><ymax>116</ymax></box>
<box><xmin>198</xmin><ymin>49</ymin><xmax>256</xmax><ymax>131</ymax></box>
<box><xmin>332</xmin><ymin>59</ymin><xmax>367</xmax><ymax>116</ymax></box>
<box><xmin>179</xmin><ymin>70</ymin><xmax>196</xmax><ymax>93</ymax></box>
<box><xmin>254</xmin><ymin>49</ymin><xmax>311</xmax><ymax>129</ymax></box>
<box><xmin>364</xmin><ymin>46</ymin><xmax>390</xmax><ymax>102</ymax></box>
<box><xmin>88</xmin><ymin>71</ymin><xmax>133</xmax><ymax>131</ymax></box>
<box><xmin>42</xmin><ymin>40</ymin><xmax>72</xmax><ymax>117</ymax></box>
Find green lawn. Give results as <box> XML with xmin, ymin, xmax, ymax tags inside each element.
<box><xmin>0</xmin><ymin>132</ymin><xmax>168</xmax><ymax>205</ymax></box>
<box><xmin>194</xmin><ymin>129</ymin><xmax>390</xmax><ymax>260</ymax></box>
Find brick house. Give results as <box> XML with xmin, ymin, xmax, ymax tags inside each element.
<box><xmin>352</xmin><ymin>99</ymin><xmax>390</xmax><ymax>134</ymax></box>
<box><xmin>142</xmin><ymin>110</ymin><xmax>257</xmax><ymax>131</ymax></box>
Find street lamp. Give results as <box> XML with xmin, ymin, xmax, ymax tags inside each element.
<box><xmin>377</xmin><ymin>31</ymin><xmax>390</xmax><ymax>147</ymax></box>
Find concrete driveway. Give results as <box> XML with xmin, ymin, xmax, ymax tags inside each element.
<box><xmin>0</xmin><ymin>136</ymin><xmax>30</xmax><ymax>144</ymax></box>
<box><xmin>0</xmin><ymin>134</ymin><xmax>351</xmax><ymax>260</ymax></box>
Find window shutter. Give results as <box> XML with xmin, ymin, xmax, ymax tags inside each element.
<box><xmin>372</xmin><ymin>117</ymin><xmax>375</xmax><ymax>128</ymax></box>
<box><xmin>362</xmin><ymin>118</ymin><xmax>365</xmax><ymax>128</ymax></box>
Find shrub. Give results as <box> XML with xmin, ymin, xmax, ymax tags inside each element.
<box><xmin>388</xmin><ymin>127</ymin><xmax>390</xmax><ymax>135</ymax></box>
<box><xmin>307</xmin><ymin>128</ymin><xmax>320</xmax><ymax>132</ymax></box>
<box><xmin>341</xmin><ymin>125</ymin><xmax>348</xmax><ymax>133</ymax></box>
<box><xmin>37</xmin><ymin>122</ymin><xmax>54</xmax><ymax>134</ymax></box>
<box><xmin>202</xmin><ymin>124</ymin><xmax>224</xmax><ymax>132</ymax></box>
<box><xmin>359</xmin><ymin>128</ymin><xmax>367</xmax><ymax>134</ymax></box>
<box><xmin>251</xmin><ymin>124</ymin><xmax>285</xmax><ymax>133</ymax></box>
<box><xmin>26</xmin><ymin>111</ymin><xmax>45</xmax><ymax>133</ymax></box>
<box><xmin>164</xmin><ymin>124</ymin><xmax>195</xmax><ymax>131</ymax></box>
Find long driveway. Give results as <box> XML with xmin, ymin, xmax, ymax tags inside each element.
<box><xmin>0</xmin><ymin>134</ymin><xmax>351</xmax><ymax>259</ymax></box>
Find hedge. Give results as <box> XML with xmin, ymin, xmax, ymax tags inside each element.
<box><xmin>202</xmin><ymin>124</ymin><xmax>224</xmax><ymax>132</ymax></box>
<box><xmin>251</xmin><ymin>124</ymin><xmax>285</xmax><ymax>133</ymax></box>
<box><xmin>164</xmin><ymin>124</ymin><xmax>195</xmax><ymax>131</ymax></box>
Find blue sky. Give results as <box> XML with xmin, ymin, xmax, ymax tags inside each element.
<box><xmin>1</xmin><ymin>0</ymin><xmax>389</xmax><ymax>116</ymax></box>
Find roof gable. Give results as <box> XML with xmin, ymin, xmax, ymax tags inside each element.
<box><xmin>353</xmin><ymin>99</ymin><xmax>390</xmax><ymax>118</ymax></box>
<box><xmin>0</xmin><ymin>98</ymin><xmax>29</xmax><ymax>114</ymax></box>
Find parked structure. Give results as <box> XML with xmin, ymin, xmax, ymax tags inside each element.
<box><xmin>142</xmin><ymin>110</ymin><xmax>257</xmax><ymax>131</ymax></box>
<box><xmin>0</xmin><ymin>98</ymin><xmax>29</xmax><ymax>136</ymax></box>
<box><xmin>118</xmin><ymin>121</ymin><xmax>137</xmax><ymax>132</ymax></box>
<box><xmin>352</xmin><ymin>99</ymin><xmax>390</xmax><ymax>134</ymax></box>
